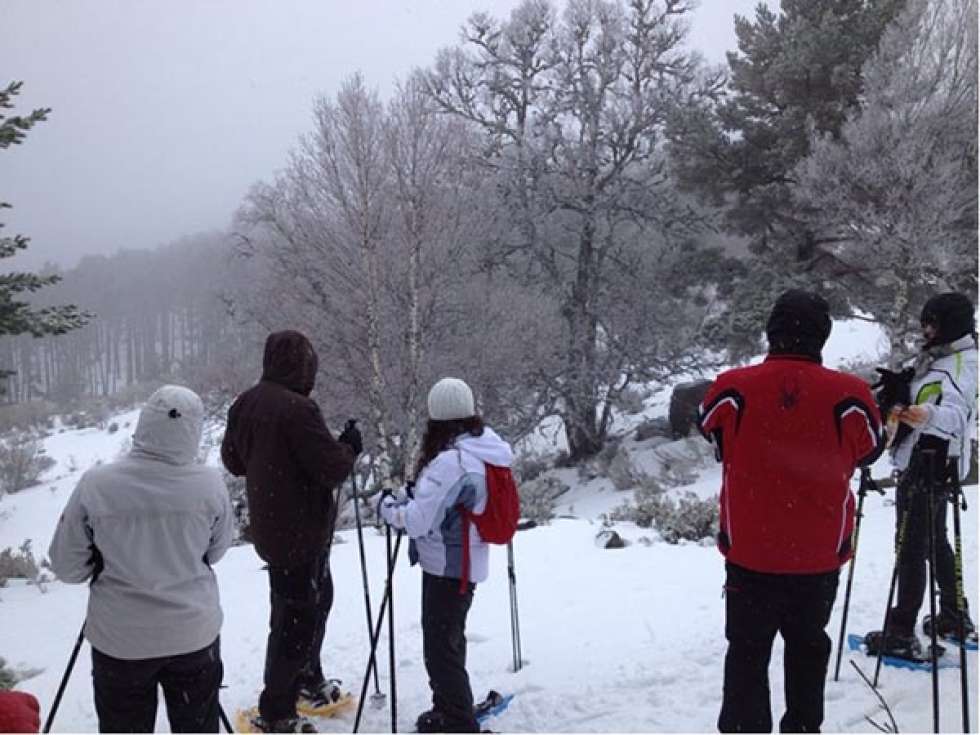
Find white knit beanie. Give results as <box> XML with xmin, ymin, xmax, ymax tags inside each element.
<box><xmin>427</xmin><ymin>378</ymin><xmax>475</xmax><ymax>421</ymax></box>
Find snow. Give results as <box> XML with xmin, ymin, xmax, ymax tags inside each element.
<box><xmin>1</xmin><ymin>318</ymin><xmax>977</xmax><ymax>733</ymax></box>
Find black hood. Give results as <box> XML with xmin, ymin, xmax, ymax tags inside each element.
<box><xmin>261</xmin><ymin>330</ymin><xmax>318</xmax><ymax>396</ymax></box>
<box><xmin>765</xmin><ymin>289</ymin><xmax>832</xmax><ymax>361</ymax></box>
<box><xmin>920</xmin><ymin>292</ymin><xmax>975</xmax><ymax>348</ymax></box>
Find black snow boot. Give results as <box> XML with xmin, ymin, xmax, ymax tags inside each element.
<box><xmin>416</xmin><ymin>709</ymin><xmax>449</xmax><ymax>733</ymax></box>
<box><xmin>923</xmin><ymin>612</ymin><xmax>978</xmax><ymax>643</ymax></box>
<box><xmin>865</xmin><ymin>630</ymin><xmax>946</xmax><ymax>661</ymax></box>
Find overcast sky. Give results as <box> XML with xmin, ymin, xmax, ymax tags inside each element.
<box><xmin>1</xmin><ymin>0</ymin><xmax>776</xmax><ymax>270</ymax></box>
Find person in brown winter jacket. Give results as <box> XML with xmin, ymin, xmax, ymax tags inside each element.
<box><xmin>221</xmin><ymin>330</ymin><xmax>361</xmax><ymax>734</ymax></box>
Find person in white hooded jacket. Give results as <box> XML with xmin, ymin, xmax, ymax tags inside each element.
<box><xmin>49</xmin><ymin>385</ymin><xmax>234</xmax><ymax>733</ymax></box>
<box><xmin>865</xmin><ymin>292</ymin><xmax>979</xmax><ymax>660</ymax></box>
<box><xmin>379</xmin><ymin>378</ymin><xmax>514</xmax><ymax>734</ymax></box>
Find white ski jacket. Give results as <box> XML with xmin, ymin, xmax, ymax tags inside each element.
<box><xmin>380</xmin><ymin>427</ymin><xmax>513</xmax><ymax>583</ymax></box>
<box><xmin>49</xmin><ymin>386</ymin><xmax>234</xmax><ymax>660</ymax></box>
<box><xmin>891</xmin><ymin>334</ymin><xmax>978</xmax><ymax>480</ymax></box>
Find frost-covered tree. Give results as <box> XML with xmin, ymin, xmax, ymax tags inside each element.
<box><xmin>0</xmin><ymin>82</ymin><xmax>86</xmax><ymax>380</ymax></box>
<box><xmin>235</xmin><ymin>74</ymin><xmax>520</xmax><ymax>485</ymax></box>
<box><xmin>793</xmin><ymin>0</ymin><xmax>978</xmax><ymax>354</ymax></box>
<box><xmin>426</xmin><ymin>0</ymin><xmax>722</xmax><ymax>459</ymax></box>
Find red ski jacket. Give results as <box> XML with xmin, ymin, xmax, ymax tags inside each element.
<box><xmin>698</xmin><ymin>355</ymin><xmax>884</xmax><ymax>574</ymax></box>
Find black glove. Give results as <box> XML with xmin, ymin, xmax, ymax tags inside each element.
<box><xmin>871</xmin><ymin>367</ymin><xmax>913</xmax><ymax>417</ymax></box>
<box><xmin>338</xmin><ymin>419</ymin><xmax>363</xmax><ymax>456</ymax></box>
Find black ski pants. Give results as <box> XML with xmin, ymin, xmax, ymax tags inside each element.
<box><xmin>259</xmin><ymin>549</ymin><xmax>334</xmax><ymax>722</ymax></box>
<box><xmin>421</xmin><ymin>571</ymin><xmax>479</xmax><ymax>733</ymax></box>
<box><xmin>718</xmin><ymin>562</ymin><xmax>840</xmax><ymax>733</ymax></box>
<box><xmin>91</xmin><ymin>637</ymin><xmax>222</xmax><ymax>733</ymax></box>
<box><xmin>889</xmin><ymin>467</ymin><xmax>960</xmax><ymax>635</ymax></box>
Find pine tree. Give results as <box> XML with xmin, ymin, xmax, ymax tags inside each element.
<box><xmin>0</xmin><ymin>81</ymin><xmax>86</xmax><ymax>381</ymax></box>
<box><xmin>671</xmin><ymin>1</ymin><xmax>906</xmax><ymax>267</ymax></box>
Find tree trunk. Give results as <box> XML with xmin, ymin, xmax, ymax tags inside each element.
<box><xmin>363</xmin><ymin>224</ymin><xmax>395</xmax><ymax>488</ymax></box>
<box><xmin>564</xmin><ymin>210</ymin><xmax>601</xmax><ymax>460</ymax></box>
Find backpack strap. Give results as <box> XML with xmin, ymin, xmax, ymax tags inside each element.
<box><xmin>458</xmin><ymin>505</ymin><xmax>470</xmax><ymax>595</ymax></box>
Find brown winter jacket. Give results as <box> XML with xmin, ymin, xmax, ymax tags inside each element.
<box><xmin>221</xmin><ymin>331</ymin><xmax>353</xmax><ymax>568</ymax></box>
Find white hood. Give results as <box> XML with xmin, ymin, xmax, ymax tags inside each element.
<box><xmin>457</xmin><ymin>426</ymin><xmax>514</xmax><ymax>468</ymax></box>
<box><xmin>131</xmin><ymin>385</ymin><xmax>205</xmax><ymax>466</ymax></box>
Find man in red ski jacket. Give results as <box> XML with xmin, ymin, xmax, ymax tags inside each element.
<box><xmin>698</xmin><ymin>290</ymin><xmax>884</xmax><ymax>733</ymax></box>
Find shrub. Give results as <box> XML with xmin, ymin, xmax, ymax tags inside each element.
<box><xmin>107</xmin><ymin>422</ymin><xmax>119</xmax><ymax>434</ymax></box>
<box><xmin>607</xmin><ymin>450</ymin><xmax>640</xmax><ymax>491</ymax></box>
<box><xmin>0</xmin><ymin>433</ymin><xmax>56</xmax><ymax>497</ymax></box>
<box><xmin>513</xmin><ymin>453</ymin><xmax>549</xmax><ymax>484</ymax></box>
<box><xmin>0</xmin><ymin>658</ymin><xmax>18</xmax><ymax>690</ymax></box>
<box><xmin>0</xmin><ymin>657</ymin><xmax>43</xmax><ymax>690</ymax></box>
<box><xmin>223</xmin><ymin>470</ymin><xmax>251</xmax><ymax>545</ymax></box>
<box><xmin>649</xmin><ymin>491</ymin><xmax>719</xmax><ymax>544</ymax></box>
<box><xmin>609</xmin><ymin>475</ymin><xmax>667</xmax><ymax>527</ymax></box>
<box><xmin>0</xmin><ymin>401</ymin><xmax>58</xmax><ymax>434</ymax></box>
<box><xmin>519</xmin><ymin>475</ymin><xmax>566</xmax><ymax>525</ymax></box>
<box><xmin>0</xmin><ymin>540</ymin><xmax>49</xmax><ymax>592</ymax></box>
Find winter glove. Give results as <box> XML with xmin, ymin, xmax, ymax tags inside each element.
<box><xmin>376</xmin><ymin>488</ymin><xmax>397</xmax><ymax>524</ymax></box>
<box><xmin>338</xmin><ymin>419</ymin><xmax>363</xmax><ymax>456</ymax></box>
<box><xmin>896</xmin><ymin>404</ymin><xmax>932</xmax><ymax>429</ymax></box>
<box><xmin>871</xmin><ymin>367</ymin><xmax>914</xmax><ymax>418</ymax></box>
<box><xmin>0</xmin><ymin>690</ymin><xmax>41</xmax><ymax>733</ymax></box>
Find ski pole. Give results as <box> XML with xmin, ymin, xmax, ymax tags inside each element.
<box><xmin>386</xmin><ymin>523</ymin><xmax>398</xmax><ymax>733</ymax></box>
<box><xmin>347</xmin><ymin>431</ymin><xmax>384</xmax><ymax>706</ymax></box>
<box><xmin>873</xmin><ymin>452</ymin><xmax>922</xmax><ymax>688</ymax></box>
<box><xmin>947</xmin><ymin>461</ymin><xmax>971</xmax><ymax>733</ymax></box>
<box><xmin>218</xmin><ymin>703</ymin><xmax>233</xmax><ymax>734</ymax></box>
<box><xmin>353</xmin><ymin>529</ymin><xmax>403</xmax><ymax>733</ymax></box>
<box><xmin>923</xmin><ymin>450</ymin><xmax>940</xmax><ymax>733</ymax></box>
<box><xmin>507</xmin><ymin>541</ymin><xmax>523</xmax><ymax>672</ymax></box>
<box><xmin>834</xmin><ymin>468</ymin><xmax>883</xmax><ymax>682</ymax></box>
<box><xmin>43</xmin><ymin>623</ymin><xmax>85</xmax><ymax>733</ymax></box>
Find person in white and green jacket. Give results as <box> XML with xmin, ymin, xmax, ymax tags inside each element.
<box><xmin>866</xmin><ymin>292</ymin><xmax>978</xmax><ymax>660</ymax></box>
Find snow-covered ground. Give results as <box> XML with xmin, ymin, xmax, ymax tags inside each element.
<box><xmin>1</xmin><ymin>319</ymin><xmax>977</xmax><ymax>733</ymax></box>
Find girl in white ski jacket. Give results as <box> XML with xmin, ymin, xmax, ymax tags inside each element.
<box><xmin>380</xmin><ymin>378</ymin><xmax>514</xmax><ymax>734</ymax></box>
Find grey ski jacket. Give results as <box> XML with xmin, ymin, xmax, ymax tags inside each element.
<box><xmin>49</xmin><ymin>386</ymin><xmax>234</xmax><ymax>660</ymax></box>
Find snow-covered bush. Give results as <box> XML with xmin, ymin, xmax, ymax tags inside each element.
<box><xmin>513</xmin><ymin>453</ymin><xmax>549</xmax><ymax>484</ymax></box>
<box><xmin>651</xmin><ymin>491</ymin><xmax>719</xmax><ymax>544</ymax></box>
<box><xmin>0</xmin><ymin>658</ymin><xmax>18</xmax><ymax>690</ymax></box>
<box><xmin>607</xmin><ymin>450</ymin><xmax>640</xmax><ymax>491</ymax></box>
<box><xmin>609</xmin><ymin>475</ymin><xmax>667</xmax><ymax>527</ymax></box>
<box><xmin>0</xmin><ymin>541</ymin><xmax>48</xmax><ymax>592</ymax></box>
<box><xmin>222</xmin><ymin>470</ymin><xmax>251</xmax><ymax>545</ymax></box>
<box><xmin>0</xmin><ymin>401</ymin><xmax>58</xmax><ymax>434</ymax></box>
<box><xmin>519</xmin><ymin>475</ymin><xmax>565</xmax><ymax>525</ymax></box>
<box><xmin>0</xmin><ymin>433</ymin><xmax>56</xmax><ymax>497</ymax></box>
<box><xmin>0</xmin><ymin>656</ymin><xmax>42</xmax><ymax>690</ymax></box>
<box><xmin>585</xmin><ymin>437</ymin><xmax>636</xmax><ymax>489</ymax></box>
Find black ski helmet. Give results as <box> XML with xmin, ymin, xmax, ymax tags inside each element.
<box><xmin>920</xmin><ymin>292</ymin><xmax>975</xmax><ymax>346</ymax></box>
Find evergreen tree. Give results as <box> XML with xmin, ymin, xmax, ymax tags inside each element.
<box><xmin>0</xmin><ymin>81</ymin><xmax>86</xmax><ymax>380</ymax></box>
<box><xmin>671</xmin><ymin>1</ymin><xmax>906</xmax><ymax>268</ymax></box>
